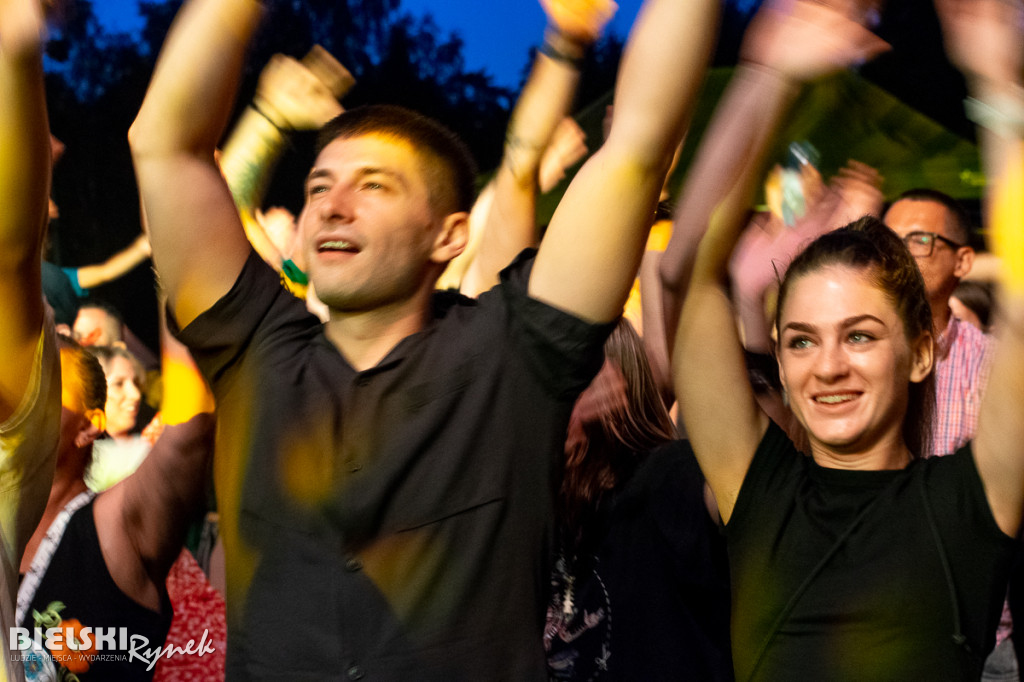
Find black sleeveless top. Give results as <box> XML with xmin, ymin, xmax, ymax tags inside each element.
<box><xmin>20</xmin><ymin>499</ymin><xmax>173</xmax><ymax>680</ymax></box>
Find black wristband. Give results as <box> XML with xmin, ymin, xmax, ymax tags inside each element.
<box><xmin>540</xmin><ymin>28</ymin><xmax>585</xmax><ymax>67</ymax></box>
<box><xmin>251</xmin><ymin>100</ymin><xmax>285</xmax><ymax>131</ymax></box>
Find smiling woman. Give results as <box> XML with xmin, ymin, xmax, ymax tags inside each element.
<box><xmin>665</xmin><ymin>0</ymin><xmax>1024</xmax><ymax>676</ymax></box>
<box><xmin>774</xmin><ymin>218</ymin><xmax>935</xmax><ymax>466</ymax></box>
<box><xmin>678</xmin><ymin>212</ymin><xmax>1016</xmax><ymax>681</ymax></box>
<box><xmin>83</xmin><ymin>345</ymin><xmax>149</xmax><ymax>492</ymax></box>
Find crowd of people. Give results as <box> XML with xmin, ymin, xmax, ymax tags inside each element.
<box><xmin>1</xmin><ymin>0</ymin><xmax>1023</xmax><ymax>680</ymax></box>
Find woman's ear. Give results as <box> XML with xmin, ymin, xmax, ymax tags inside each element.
<box><xmin>74</xmin><ymin>408</ymin><xmax>106</xmax><ymax>449</ymax></box>
<box><xmin>909</xmin><ymin>331</ymin><xmax>934</xmax><ymax>384</ymax></box>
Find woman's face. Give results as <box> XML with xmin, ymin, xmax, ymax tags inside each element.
<box><xmin>776</xmin><ymin>265</ymin><xmax>931</xmax><ymax>461</ymax></box>
<box><xmin>102</xmin><ymin>355</ymin><xmax>141</xmax><ymax>437</ymax></box>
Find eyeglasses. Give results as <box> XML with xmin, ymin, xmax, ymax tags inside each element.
<box><xmin>901</xmin><ymin>231</ymin><xmax>963</xmax><ymax>257</ymax></box>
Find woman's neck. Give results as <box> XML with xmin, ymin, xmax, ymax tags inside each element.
<box><xmin>809</xmin><ymin>432</ymin><xmax>913</xmax><ymax>471</ymax></box>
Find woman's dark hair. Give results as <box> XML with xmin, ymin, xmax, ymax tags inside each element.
<box><xmin>560</xmin><ymin>319</ymin><xmax>676</xmax><ymax>547</ymax></box>
<box><xmin>775</xmin><ymin>215</ymin><xmax>935</xmax><ymax>458</ymax></box>
<box><xmin>952</xmin><ymin>280</ymin><xmax>995</xmax><ymax>331</ymax></box>
<box><xmin>57</xmin><ymin>334</ymin><xmax>106</xmax><ymax>412</ymax></box>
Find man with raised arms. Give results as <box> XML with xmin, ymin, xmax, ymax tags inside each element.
<box><xmin>128</xmin><ymin>0</ymin><xmax>717</xmax><ymax>678</ymax></box>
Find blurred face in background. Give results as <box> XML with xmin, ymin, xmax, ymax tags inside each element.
<box><xmin>74</xmin><ymin>307</ymin><xmax>122</xmax><ymax>347</ymax></box>
<box><xmin>99</xmin><ymin>355</ymin><xmax>141</xmax><ymax>438</ymax></box>
<box><xmin>884</xmin><ymin>199</ymin><xmax>973</xmax><ymax>306</ymax></box>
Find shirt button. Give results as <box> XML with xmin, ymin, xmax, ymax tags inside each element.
<box><xmin>345</xmin><ymin>557</ymin><xmax>363</xmax><ymax>572</ymax></box>
<box><xmin>356</xmin><ymin>375</ymin><xmax>371</xmax><ymax>387</ymax></box>
<box><xmin>346</xmin><ymin>665</ymin><xmax>364</xmax><ymax>680</ymax></box>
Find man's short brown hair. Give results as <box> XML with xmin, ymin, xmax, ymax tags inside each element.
<box><xmin>316</xmin><ymin>105</ymin><xmax>477</xmax><ymax>216</ymax></box>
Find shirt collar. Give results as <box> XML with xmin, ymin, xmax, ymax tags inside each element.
<box><xmin>935</xmin><ymin>314</ymin><xmax>960</xmax><ymax>361</ymax></box>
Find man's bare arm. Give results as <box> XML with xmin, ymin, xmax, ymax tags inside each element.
<box><xmin>0</xmin><ymin>0</ymin><xmax>49</xmax><ymax>421</ymax></box>
<box><xmin>128</xmin><ymin>0</ymin><xmax>264</xmax><ymax>328</ymax></box>
<box><xmin>459</xmin><ymin>0</ymin><xmax>613</xmax><ymax>297</ymax></box>
<box><xmin>75</xmin><ymin>233</ymin><xmax>152</xmax><ymax>290</ymax></box>
<box><xmin>529</xmin><ymin>0</ymin><xmax>719</xmax><ymax>323</ymax></box>
<box><xmin>437</xmin><ymin>119</ymin><xmax>588</xmax><ymax>293</ymax></box>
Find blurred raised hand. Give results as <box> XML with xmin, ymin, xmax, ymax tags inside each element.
<box><xmin>829</xmin><ymin>159</ymin><xmax>884</xmax><ymax>225</ymax></box>
<box><xmin>253</xmin><ymin>48</ymin><xmax>351</xmax><ymax>132</ymax></box>
<box><xmin>742</xmin><ymin>0</ymin><xmax>889</xmax><ymax>82</ymax></box>
<box><xmin>541</xmin><ymin>0</ymin><xmax>617</xmax><ymax>47</ymax></box>
<box><xmin>935</xmin><ymin>0</ymin><xmax>1024</xmax><ymax>87</ymax></box>
<box><xmin>0</xmin><ymin>0</ymin><xmax>46</xmax><ymax>57</ymax></box>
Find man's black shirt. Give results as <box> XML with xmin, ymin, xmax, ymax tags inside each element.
<box><xmin>176</xmin><ymin>249</ymin><xmax>612</xmax><ymax>681</ymax></box>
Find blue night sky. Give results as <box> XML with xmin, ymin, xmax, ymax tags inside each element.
<box><xmin>94</xmin><ymin>0</ymin><xmax>645</xmax><ymax>88</ymax></box>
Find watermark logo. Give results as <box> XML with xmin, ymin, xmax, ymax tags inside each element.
<box><xmin>10</xmin><ymin>625</ymin><xmax>216</xmax><ymax>673</ymax></box>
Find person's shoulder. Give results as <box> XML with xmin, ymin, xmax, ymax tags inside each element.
<box><xmin>1</xmin><ymin>314</ymin><xmax>60</xmax><ymax>469</ymax></box>
<box><xmin>735</xmin><ymin>421</ymin><xmax>806</xmax><ymax>498</ymax></box>
<box><xmin>497</xmin><ymin>248</ymin><xmax>537</xmax><ymax>292</ymax></box>
<box><xmin>949</xmin><ymin>316</ymin><xmax>995</xmax><ymax>381</ymax></box>
<box><xmin>915</xmin><ymin>442</ymin><xmax>983</xmax><ymax>489</ymax></box>
<box><xmin>432</xmin><ymin>287</ymin><xmax>479</xmax><ymax>318</ymax></box>
<box><xmin>1</xmin><ymin>316</ymin><xmax>59</xmax><ymax>434</ymax></box>
<box><xmin>177</xmin><ymin>250</ymin><xmax>318</xmax><ymax>351</ymax></box>
<box><xmin>757</xmin><ymin>419</ymin><xmax>803</xmax><ymax>461</ymax></box>
<box><xmin>627</xmin><ymin>440</ymin><xmax>707</xmax><ymax>511</ymax></box>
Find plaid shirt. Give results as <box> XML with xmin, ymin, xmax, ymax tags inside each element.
<box><xmin>928</xmin><ymin>315</ymin><xmax>993</xmax><ymax>459</ymax></box>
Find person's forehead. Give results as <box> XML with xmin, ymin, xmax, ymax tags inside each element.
<box><xmin>104</xmin><ymin>355</ymin><xmax>135</xmax><ymax>377</ymax></box>
<box><xmin>73</xmin><ymin>310</ymin><xmax>103</xmax><ymax>338</ymax></box>
<box><xmin>884</xmin><ymin>199</ymin><xmax>952</xmax><ymax>238</ymax></box>
<box><xmin>312</xmin><ymin>132</ymin><xmax>427</xmax><ymax>179</ymax></box>
<box><xmin>782</xmin><ymin>265</ymin><xmax>895</xmax><ymax>324</ymax></box>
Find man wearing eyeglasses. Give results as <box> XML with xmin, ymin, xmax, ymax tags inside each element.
<box><xmin>884</xmin><ymin>188</ymin><xmax>991</xmax><ymax>459</ymax></box>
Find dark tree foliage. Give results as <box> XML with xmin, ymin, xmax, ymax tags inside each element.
<box><xmin>42</xmin><ymin>0</ymin><xmax>520</xmax><ymax>348</ymax></box>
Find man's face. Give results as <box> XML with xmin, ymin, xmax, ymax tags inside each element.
<box><xmin>298</xmin><ymin>134</ymin><xmax>447</xmax><ymax>313</ymax></box>
<box><xmin>884</xmin><ymin>198</ymin><xmax>970</xmax><ymax>303</ymax></box>
<box><xmin>73</xmin><ymin>307</ymin><xmax>118</xmax><ymax>347</ymax></box>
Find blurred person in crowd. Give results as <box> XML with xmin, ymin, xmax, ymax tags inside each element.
<box><xmin>884</xmin><ymin>188</ymin><xmax>991</xmax><ymax>458</ymax></box>
<box><xmin>440</xmin><ymin>0</ymin><xmax>613</xmax><ymax>298</ymax></box>
<box><xmin>545</xmin><ymin>320</ymin><xmax>732</xmax><ymax>680</ymax></box>
<box><xmin>84</xmin><ymin>344</ymin><xmax>148</xmax><ymax>492</ymax></box>
<box><xmin>219</xmin><ymin>46</ymin><xmax>352</xmax><ymax>320</ymax></box>
<box><xmin>17</xmin><ymin>335</ymin><xmax>216</xmax><ymax>681</ymax></box>
<box><xmin>952</xmin><ymin>279</ymin><xmax>995</xmax><ymax>333</ymax></box>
